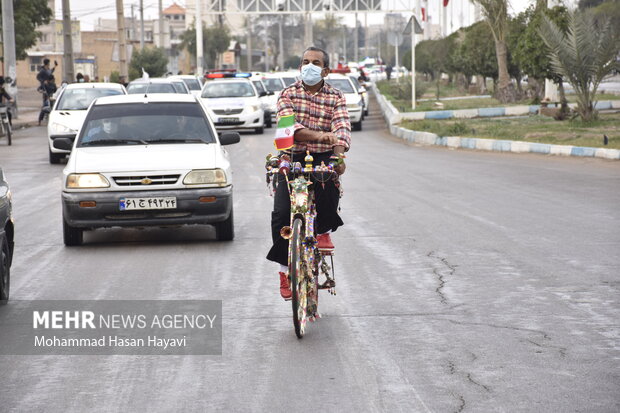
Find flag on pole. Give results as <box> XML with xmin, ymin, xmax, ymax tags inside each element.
<box><xmin>274</xmin><ymin>115</ymin><xmax>295</xmax><ymax>150</ymax></box>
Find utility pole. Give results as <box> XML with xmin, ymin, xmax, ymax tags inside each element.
<box><xmin>140</xmin><ymin>0</ymin><xmax>145</xmax><ymax>49</ymax></box>
<box><xmin>544</xmin><ymin>0</ymin><xmax>560</xmax><ymax>102</ymax></box>
<box><xmin>354</xmin><ymin>13</ymin><xmax>358</xmax><ymax>63</ymax></box>
<box><xmin>196</xmin><ymin>0</ymin><xmax>204</xmax><ymax>75</ymax></box>
<box><xmin>247</xmin><ymin>18</ymin><xmax>253</xmax><ymax>72</ymax></box>
<box><xmin>116</xmin><ymin>0</ymin><xmax>128</xmax><ymax>78</ymax></box>
<box><xmin>158</xmin><ymin>0</ymin><xmax>164</xmax><ymax>48</ymax></box>
<box><xmin>364</xmin><ymin>13</ymin><xmax>368</xmax><ymax>58</ymax></box>
<box><xmin>278</xmin><ymin>15</ymin><xmax>284</xmax><ymax>70</ymax></box>
<box><xmin>62</xmin><ymin>0</ymin><xmax>74</xmax><ymax>83</ymax></box>
<box><xmin>2</xmin><ymin>0</ymin><xmax>17</xmax><ymax>114</ymax></box>
<box><xmin>131</xmin><ymin>4</ymin><xmax>135</xmax><ymax>41</ymax></box>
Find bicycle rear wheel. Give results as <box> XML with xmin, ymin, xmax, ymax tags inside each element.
<box><xmin>290</xmin><ymin>217</ymin><xmax>307</xmax><ymax>338</ymax></box>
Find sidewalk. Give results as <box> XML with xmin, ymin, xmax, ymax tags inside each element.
<box><xmin>13</xmin><ymin>87</ymin><xmax>45</xmax><ymax>129</ymax></box>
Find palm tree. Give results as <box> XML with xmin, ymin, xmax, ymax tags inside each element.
<box><xmin>538</xmin><ymin>10</ymin><xmax>619</xmax><ymax>121</ymax></box>
<box><xmin>472</xmin><ymin>0</ymin><xmax>517</xmax><ymax>103</ymax></box>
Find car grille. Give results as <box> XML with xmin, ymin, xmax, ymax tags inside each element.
<box><xmin>112</xmin><ymin>175</ymin><xmax>180</xmax><ymax>186</ymax></box>
<box><xmin>213</xmin><ymin>109</ymin><xmax>243</xmax><ymax>115</ymax></box>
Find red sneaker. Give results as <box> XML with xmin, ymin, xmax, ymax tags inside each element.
<box><xmin>316</xmin><ymin>233</ymin><xmax>334</xmax><ymax>251</ymax></box>
<box><xmin>279</xmin><ymin>272</ymin><xmax>292</xmax><ymax>300</ymax></box>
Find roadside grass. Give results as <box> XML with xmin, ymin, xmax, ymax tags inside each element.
<box><xmin>400</xmin><ymin>112</ymin><xmax>620</xmax><ymax>149</ymax></box>
<box><xmin>376</xmin><ymin>79</ymin><xmax>620</xmax><ymax>113</ymax></box>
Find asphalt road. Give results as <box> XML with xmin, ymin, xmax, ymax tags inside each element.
<box><xmin>0</xmin><ymin>100</ymin><xmax>619</xmax><ymax>412</ymax></box>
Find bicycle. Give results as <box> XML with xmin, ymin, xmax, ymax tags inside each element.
<box><xmin>266</xmin><ymin>151</ymin><xmax>341</xmax><ymax>338</ymax></box>
<box><xmin>0</xmin><ymin>105</ymin><xmax>12</xmax><ymax>146</ymax></box>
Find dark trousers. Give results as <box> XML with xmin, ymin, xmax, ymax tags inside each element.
<box><xmin>266</xmin><ymin>151</ymin><xmax>344</xmax><ymax>266</ymax></box>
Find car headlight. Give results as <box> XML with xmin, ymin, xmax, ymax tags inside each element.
<box><xmin>347</xmin><ymin>103</ymin><xmax>361</xmax><ymax>110</ymax></box>
<box><xmin>246</xmin><ymin>105</ymin><xmax>260</xmax><ymax>113</ymax></box>
<box><xmin>183</xmin><ymin>169</ymin><xmax>227</xmax><ymax>185</ymax></box>
<box><xmin>66</xmin><ymin>174</ymin><xmax>110</xmax><ymax>188</ymax></box>
<box><xmin>50</xmin><ymin>122</ymin><xmax>77</xmax><ymax>134</ymax></box>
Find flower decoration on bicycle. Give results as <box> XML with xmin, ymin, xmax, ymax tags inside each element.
<box><xmin>265</xmin><ymin>151</ymin><xmax>342</xmax><ymax>338</ymax></box>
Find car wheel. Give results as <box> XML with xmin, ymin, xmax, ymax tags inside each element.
<box><xmin>0</xmin><ymin>233</ymin><xmax>10</xmax><ymax>303</ymax></box>
<box><xmin>63</xmin><ymin>217</ymin><xmax>83</xmax><ymax>246</ymax></box>
<box><xmin>266</xmin><ymin>116</ymin><xmax>272</xmax><ymax>128</ymax></box>
<box><xmin>49</xmin><ymin>148</ymin><xmax>63</xmax><ymax>164</ymax></box>
<box><xmin>353</xmin><ymin>120</ymin><xmax>362</xmax><ymax>131</ymax></box>
<box><xmin>215</xmin><ymin>208</ymin><xmax>234</xmax><ymax>241</ymax></box>
<box><xmin>364</xmin><ymin>108</ymin><xmax>369</xmax><ymax>116</ymax></box>
<box><xmin>254</xmin><ymin>126</ymin><xmax>264</xmax><ymax>134</ymax></box>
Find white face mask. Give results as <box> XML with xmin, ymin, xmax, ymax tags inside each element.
<box><xmin>300</xmin><ymin>63</ymin><xmax>324</xmax><ymax>86</ymax></box>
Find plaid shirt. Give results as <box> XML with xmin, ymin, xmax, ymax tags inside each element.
<box><xmin>276</xmin><ymin>79</ymin><xmax>351</xmax><ymax>154</ymax></box>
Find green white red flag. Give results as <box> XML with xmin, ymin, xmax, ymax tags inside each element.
<box><xmin>274</xmin><ymin>115</ymin><xmax>295</xmax><ymax>150</ymax></box>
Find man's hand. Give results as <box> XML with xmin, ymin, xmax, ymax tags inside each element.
<box><xmin>317</xmin><ymin>131</ymin><xmax>338</xmax><ymax>145</ymax></box>
<box><xmin>334</xmin><ymin>162</ymin><xmax>346</xmax><ymax>175</ymax></box>
<box><xmin>333</xmin><ymin>145</ymin><xmax>346</xmax><ymax>175</ymax></box>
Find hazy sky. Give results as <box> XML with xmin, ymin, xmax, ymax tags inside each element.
<box><xmin>64</xmin><ymin>0</ymin><xmax>555</xmax><ymax>31</ymax></box>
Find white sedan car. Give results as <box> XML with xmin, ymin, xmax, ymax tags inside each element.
<box><xmin>200</xmin><ymin>78</ymin><xmax>265</xmax><ymax>134</ymax></box>
<box><xmin>325</xmin><ymin>74</ymin><xmax>364</xmax><ymax>131</ymax></box>
<box><xmin>47</xmin><ymin>83</ymin><xmax>126</xmax><ymax>164</ymax></box>
<box><xmin>53</xmin><ymin>94</ymin><xmax>240</xmax><ymax>246</ymax></box>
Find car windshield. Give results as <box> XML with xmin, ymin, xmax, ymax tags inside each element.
<box><xmin>281</xmin><ymin>77</ymin><xmax>296</xmax><ymax>87</ymax></box>
<box><xmin>126</xmin><ymin>83</ymin><xmax>177</xmax><ymax>94</ymax></box>
<box><xmin>349</xmin><ymin>76</ymin><xmax>361</xmax><ymax>91</ymax></box>
<box><xmin>56</xmin><ymin>88</ymin><xmax>124</xmax><ymax>110</ymax></box>
<box><xmin>78</xmin><ymin>103</ymin><xmax>216</xmax><ymax>146</ymax></box>
<box><xmin>325</xmin><ymin>79</ymin><xmax>355</xmax><ymax>94</ymax></box>
<box><xmin>201</xmin><ymin>82</ymin><xmax>255</xmax><ymax>98</ymax></box>
<box><xmin>252</xmin><ymin>81</ymin><xmax>266</xmax><ymax>94</ymax></box>
<box><xmin>262</xmin><ymin>78</ymin><xmax>284</xmax><ymax>93</ymax></box>
<box><xmin>172</xmin><ymin>82</ymin><xmax>188</xmax><ymax>93</ymax></box>
<box><xmin>182</xmin><ymin>78</ymin><xmax>202</xmax><ymax>90</ymax></box>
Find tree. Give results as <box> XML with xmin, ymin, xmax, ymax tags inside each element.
<box><xmin>472</xmin><ymin>0</ymin><xmax>517</xmax><ymax>103</ymax></box>
<box><xmin>129</xmin><ymin>48</ymin><xmax>168</xmax><ymax>80</ymax></box>
<box><xmin>514</xmin><ymin>4</ymin><xmax>569</xmax><ymax>102</ymax></box>
<box><xmin>450</xmin><ymin>22</ymin><xmax>498</xmax><ymax>89</ymax></box>
<box><xmin>539</xmin><ymin>10</ymin><xmax>620</xmax><ymax>121</ymax></box>
<box><xmin>0</xmin><ymin>0</ymin><xmax>53</xmax><ymax>60</ymax></box>
<box><xmin>181</xmin><ymin>24</ymin><xmax>231</xmax><ymax>70</ymax></box>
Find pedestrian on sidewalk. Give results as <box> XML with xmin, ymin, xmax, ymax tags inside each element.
<box><xmin>36</xmin><ymin>59</ymin><xmax>57</xmax><ymax>86</ymax></box>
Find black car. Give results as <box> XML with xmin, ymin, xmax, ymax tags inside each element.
<box><xmin>0</xmin><ymin>167</ymin><xmax>14</xmax><ymax>302</ymax></box>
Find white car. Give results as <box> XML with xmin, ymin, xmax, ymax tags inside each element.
<box><xmin>325</xmin><ymin>74</ymin><xmax>364</xmax><ymax>131</ymax></box>
<box><xmin>260</xmin><ymin>75</ymin><xmax>286</xmax><ymax>124</ymax></box>
<box><xmin>53</xmin><ymin>94</ymin><xmax>240</xmax><ymax>246</ymax></box>
<box><xmin>168</xmin><ymin>75</ymin><xmax>203</xmax><ymax>97</ymax></box>
<box><xmin>349</xmin><ymin>75</ymin><xmax>369</xmax><ymax>117</ymax></box>
<box><xmin>250</xmin><ymin>75</ymin><xmax>274</xmax><ymax>128</ymax></box>
<box><xmin>47</xmin><ymin>82</ymin><xmax>127</xmax><ymax>164</ymax></box>
<box><xmin>200</xmin><ymin>77</ymin><xmax>265</xmax><ymax>134</ymax></box>
<box><xmin>126</xmin><ymin>78</ymin><xmax>180</xmax><ymax>94</ymax></box>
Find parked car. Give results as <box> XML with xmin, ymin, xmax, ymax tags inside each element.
<box><xmin>325</xmin><ymin>73</ymin><xmax>364</xmax><ymax>131</ymax></box>
<box><xmin>260</xmin><ymin>75</ymin><xmax>286</xmax><ymax>124</ymax></box>
<box><xmin>349</xmin><ymin>75</ymin><xmax>369</xmax><ymax>117</ymax></box>
<box><xmin>200</xmin><ymin>75</ymin><xmax>266</xmax><ymax>134</ymax></box>
<box><xmin>53</xmin><ymin>94</ymin><xmax>240</xmax><ymax>246</ymax></box>
<box><xmin>0</xmin><ymin>167</ymin><xmax>14</xmax><ymax>302</ymax></box>
<box><xmin>48</xmin><ymin>82</ymin><xmax>127</xmax><ymax>164</ymax></box>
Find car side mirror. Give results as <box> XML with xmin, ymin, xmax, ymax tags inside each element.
<box><xmin>259</xmin><ymin>91</ymin><xmax>267</xmax><ymax>97</ymax></box>
<box><xmin>52</xmin><ymin>138</ymin><xmax>73</xmax><ymax>151</ymax></box>
<box><xmin>219</xmin><ymin>132</ymin><xmax>240</xmax><ymax>145</ymax></box>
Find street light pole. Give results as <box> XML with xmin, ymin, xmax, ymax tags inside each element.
<box><xmin>196</xmin><ymin>0</ymin><xmax>204</xmax><ymax>75</ymax></box>
<box><xmin>116</xmin><ymin>0</ymin><xmax>128</xmax><ymax>79</ymax></box>
<box><xmin>278</xmin><ymin>15</ymin><xmax>284</xmax><ymax>70</ymax></box>
<box><xmin>2</xmin><ymin>0</ymin><xmax>17</xmax><ymax>114</ymax></box>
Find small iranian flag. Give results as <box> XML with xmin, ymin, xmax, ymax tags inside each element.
<box><xmin>274</xmin><ymin>115</ymin><xmax>295</xmax><ymax>150</ymax></box>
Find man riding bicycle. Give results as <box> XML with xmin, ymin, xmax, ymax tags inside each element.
<box><xmin>266</xmin><ymin>46</ymin><xmax>351</xmax><ymax>300</ymax></box>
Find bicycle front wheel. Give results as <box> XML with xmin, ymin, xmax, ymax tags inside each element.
<box><xmin>290</xmin><ymin>217</ymin><xmax>307</xmax><ymax>338</ymax></box>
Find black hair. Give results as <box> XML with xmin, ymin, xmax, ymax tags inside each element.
<box><xmin>76</xmin><ymin>72</ymin><xmax>84</xmax><ymax>80</ymax></box>
<box><xmin>0</xmin><ymin>76</ymin><xmax>4</xmax><ymax>85</ymax></box>
<box><xmin>43</xmin><ymin>58</ymin><xmax>50</xmax><ymax>66</ymax></box>
<box><xmin>301</xmin><ymin>46</ymin><xmax>329</xmax><ymax>68</ymax></box>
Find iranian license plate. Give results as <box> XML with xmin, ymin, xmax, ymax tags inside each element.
<box><xmin>119</xmin><ymin>197</ymin><xmax>177</xmax><ymax>211</ymax></box>
<box><xmin>218</xmin><ymin>117</ymin><xmax>239</xmax><ymax>124</ymax></box>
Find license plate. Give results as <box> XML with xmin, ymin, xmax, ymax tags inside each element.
<box><xmin>119</xmin><ymin>197</ymin><xmax>177</xmax><ymax>211</ymax></box>
<box><xmin>218</xmin><ymin>117</ymin><xmax>239</xmax><ymax>124</ymax></box>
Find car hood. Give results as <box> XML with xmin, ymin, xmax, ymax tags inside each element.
<box><xmin>48</xmin><ymin>110</ymin><xmax>88</xmax><ymax>132</ymax></box>
<box><xmin>202</xmin><ymin>97</ymin><xmax>258</xmax><ymax>109</ymax></box>
<box><xmin>70</xmin><ymin>143</ymin><xmax>219</xmax><ymax>173</ymax></box>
